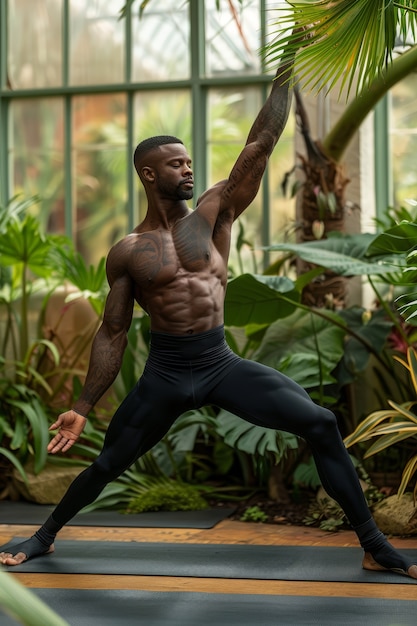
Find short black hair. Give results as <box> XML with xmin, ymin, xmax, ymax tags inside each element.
<box><xmin>133</xmin><ymin>135</ymin><xmax>183</xmax><ymax>174</ymax></box>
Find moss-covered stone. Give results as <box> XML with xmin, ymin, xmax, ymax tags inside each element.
<box><xmin>372</xmin><ymin>493</ymin><xmax>417</xmax><ymax>536</ymax></box>
<box><xmin>13</xmin><ymin>464</ymin><xmax>85</xmax><ymax>504</ymax></box>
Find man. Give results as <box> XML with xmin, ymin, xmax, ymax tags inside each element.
<box><xmin>1</xmin><ymin>57</ymin><xmax>416</xmax><ymax>580</ymax></box>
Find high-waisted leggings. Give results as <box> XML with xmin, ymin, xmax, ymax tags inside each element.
<box><xmin>52</xmin><ymin>325</ymin><xmax>371</xmax><ymax>529</ymax></box>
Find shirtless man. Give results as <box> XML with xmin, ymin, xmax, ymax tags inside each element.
<box><xmin>1</xmin><ymin>57</ymin><xmax>416</xmax><ymax>579</ymax></box>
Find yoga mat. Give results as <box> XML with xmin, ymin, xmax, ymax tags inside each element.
<box><xmin>3</xmin><ymin>540</ymin><xmax>417</xmax><ymax>584</ymax></box>
<box><xmin>0</xmin><ymin>589</ymin><xmax>415</xmax><ymax>626</ymax></box>
<box><xmin>0</xmin><ymin>501</ymin><xmax>235</xmax><ymax>529</ymax></box>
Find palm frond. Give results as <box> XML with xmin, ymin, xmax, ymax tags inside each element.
<box><xmin>266</xmin><ymin>0</ymin><xmax>417</xmax><ymax>97</ymax></box>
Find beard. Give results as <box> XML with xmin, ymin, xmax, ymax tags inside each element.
<box><xmin>157</xmin><ymin>177</ymin><xmax>194</xmax><ymax>201</ymax></box>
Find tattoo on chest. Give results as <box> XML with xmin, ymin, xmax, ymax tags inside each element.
<box><xmin>131</xmin><ymin>233</ymin><xmax>171</xmax><ymax>281</ymax></box>
<box><xmin>173</xmin><ymin>215</ymin><xmax>212</xmax><ymax>265</ymax></box>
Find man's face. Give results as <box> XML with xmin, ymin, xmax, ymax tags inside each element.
<box><xmin>153</xmin><ymin>144</ymin><xmax>194</xmax><ymax>200</ymax></box>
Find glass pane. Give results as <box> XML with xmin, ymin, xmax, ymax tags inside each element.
<box><xmin>73</xmin><ymin>94</ymin><xmax>128</xmax><ymax>264</ymax></box>
<box><xmin>268</xmin><ymin>110</ymin><xmax>296</xmax><ymax>244</ymax></box>
<box><xmin>70</xmin><ymin>0</ymin><xmax>125</xmax><ymax>86</ymax></box>
<box><xmin>208</xmin><ymin>85</ymin><xmax>295</xmax><ymax>272</ymax></box>
<box><xmin>391</xmin><ymin>75</ymin><xmax>417</xmax><ymax>208</ymax></box>
<box><xmin>134</xmin><ymin>90</ymin><xmax>192</xmax><ymax>221</ymax></box>
<box><xmin>208</xmin><ymin>86</ymin><xmax>263</xmax><ymax>274</ymax></box>
<box><xmin>8</xmin><ymin>0</ymin><xmax>63</xmax><ymax>88</ymax></box>
<box><xmin>11</xmin><ymin>98</ymin><xmax>65</xmax><ymax>233</ymax></box>
<box><xmin>131</xmin><ymin>0</ymin><xmax>190</xmax><ymax>82</ymax></box>
<box><xmin>205</xmin><ymin>0</ymin><xmax>261</xmax><ymax>77</ymax></box>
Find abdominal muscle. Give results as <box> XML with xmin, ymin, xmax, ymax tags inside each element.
<box><xmin>140</xmin><ymin>272</ymin><xmax>226</xmax><ymax>335</ymax></box>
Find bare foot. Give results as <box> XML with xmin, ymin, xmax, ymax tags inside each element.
<box><xmin>0</xmin><ymin>544</ymin><xmax>54</xmax><ymax>566</ymax></box>
<box><xmin>363</xmin><ymin>552</ymin><xmax>417</xmax><ymax>579</ymax></box>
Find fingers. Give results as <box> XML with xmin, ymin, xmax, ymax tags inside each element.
<box><xmin>47</xmin><ymin>435</ymin><xmax>76</xmax><ymax>455</ymax></box>
<box><xmin>47</xmin><ymin>411</ymin><xmax>87</xmax><ymax>454</ymax></box>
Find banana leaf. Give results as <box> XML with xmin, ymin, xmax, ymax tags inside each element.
<box><xmin>267</xmin><ymin>236</ymin><xmax>401</xmax><ymax>277</ymax></box>
<box><xmin>224</xmin><ymin>273</ymin><xmax>299</xmax><ymax>326</ymax></box>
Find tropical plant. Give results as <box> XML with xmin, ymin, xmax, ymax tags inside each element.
<box><xmin>262</xmin><ymin>0</ymin><xmax>417</xmax><ymax>308</ymax></box>
<box><xmin>267</xmin><ymin>0</ymin><xmax>417</xmax><ymax>99</ymax></box>
<box><xmin>256</xmin><ymin>211</ymin><xmax>417</xmax><ymax>492</ymax></box>
<box><xmin>344</xmin><ymin>346</ymin><xmax>417</xmax><ymax>499</ymax></box>
<box><xmin>0</xmin><ymin>197</ymin><xmax>108</xmax><ymax>492</ymax></box>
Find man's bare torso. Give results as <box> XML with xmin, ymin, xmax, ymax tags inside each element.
<box><xmin>109</xmin><ymin>202</ymin><xmax>232</xmax><ymax>335</ymax></box>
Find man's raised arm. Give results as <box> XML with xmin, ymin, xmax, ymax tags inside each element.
<box><xmin>219</xmin><ymin>56</ymin><xmax>295</xmax><ymax>220</ymax></box>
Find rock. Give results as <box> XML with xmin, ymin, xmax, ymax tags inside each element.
<box><xmin>372</xmin><ymin>493</ymin><xmax>417</xmax><ymax>536</ymax></box>
<box><xmin>13</xmin><ymin>464</ymin><xmax>85</xmax><ymax>504</ymax></box>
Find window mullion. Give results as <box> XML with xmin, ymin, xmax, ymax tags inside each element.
<box><xmin>63</xmin><ymin>0</ymin><xmax>73</xmax><ymax>239</ymax></box>
<box><xmin>374</xmin><ymin>95</ymin><xmax>392</xmax><ymax>224</ymax></box>
<box><xmin>189</xmin><ymin>0</ymin><xmax>206</xmax><ymax>201</ymax></box>
<box><xmin>0</xmin><ymin>0</ymin><xmax>9</xmax><ymax>205</ymax></box>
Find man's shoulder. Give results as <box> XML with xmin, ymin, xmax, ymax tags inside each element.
<box><xmin>196</xmin><ymin>179</ymin><xmax>228</xmax><ymax>205</ymax></box>
<box><xmin>106</xmin><ymin>234</ymin><xmax>140</xmax><ymax>272</ymax></box>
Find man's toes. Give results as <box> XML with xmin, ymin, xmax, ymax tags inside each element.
<box><xmin>407</xmin><ymin>564</ymin><xmax>417</xmax><ymax>580</ymax></box>
<box><xmin>0</xmin><ymin>552</ymin><xmax>28</xmax><ymax>566</ymax></box>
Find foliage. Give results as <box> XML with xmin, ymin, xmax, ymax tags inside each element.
<box><xmin>126</xmin><ymin>481</ymin><xmax>209</xmax><ymax>513</ymax></box>
<box><xmin>0</xmin><ymin>197</ymin><xmax>107</xmax><ymax>485</ymax></box>
<box><xmin>0</xmin><ymin>384</ymin><xmax>50</xmax><ymax>481</ymax></box>
<box><xmin>293</xmin><ymin>456</ymin><xmax>321</xmax><ymax>491</ymax></box>
<box><xmin>266</xmin><ymin>0</ymin><xmax>417</xmax><ymax>98</ymax></box>
<box><xmin>262</xmin><ymin>215</ymin><xmax>417</xmax><ymax>491</ymax></box>
<box><xmin>240</xmin><ymin>505</ymin><xmax>268</xmax><ymax>523</ymax></box>
<box><xmin>345</xmin><ymin>347</ymin><xmax>417</xmax><ymax>499</ymax></box>
<box><xmin>304</xmin><ymin>464</ymin><xmax>385</xmax><ymax>532</ymax></box>
<box><xmin>0</xmin><ymin>567</ymin><xmax>70</xmax><ymax>626</ymax></box>
<box><xmin>367</xmin><ymin>221</ymin><xmax>417</xmax><ymax>325</ymax></box>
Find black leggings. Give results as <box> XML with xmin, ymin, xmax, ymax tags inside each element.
<box><xmin>53</xmin><ymin>325</ymin><xmax>371</xmax><ymax>528</ymax></box>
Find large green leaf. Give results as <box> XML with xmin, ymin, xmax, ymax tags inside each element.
<box><xmin>0</xmin><ymin>215</ymin><xmax>54</xmax><ymax>277</ymax></box>
<box><xmin>7</xmin><ymin>398</ymin><xmax>49</xmax><ymax>473</ymax></box>
<box><xmin>224</xmin><ymin>273</ymin><xmax>299</xmax><ymax>327</ymax></box>
<box><xmin>367</xmin><ymin>221</ymin><xmax>417</xmax><ymax>256</ymax></box>
<box><xmin>253</xmin><ymin>308</ymin><xmax>345</xmax><ymax>388</ymax></box>
<box><xmin>0</xmin><ymin>446</ymin><xmax>28</xmax><ymax>483</ymax></box>
<box><xmin>216</xmin><ymin>410</ymin><xmax>298</xmax><ymax>462</ymax></box>
<box><xmin>335</xmin><ymin>308</ymin><xmax>392</xmax><ymax>386</ymax></box>
<box><xmin>267</xmin><ymin>235</ymin><xmax>400</xmax><ymax>277</ymax></box>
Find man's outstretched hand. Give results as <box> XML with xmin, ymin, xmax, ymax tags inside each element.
<box><xmin>48</xmin><ymin>410</ymin><xmax>87</xmax><ymax>454</ymax></box>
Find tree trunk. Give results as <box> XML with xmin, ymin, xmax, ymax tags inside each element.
<box><xmin>294</xmin><ymin>88</ymin><xmax>350</xmax><ymax>309</ymax></box>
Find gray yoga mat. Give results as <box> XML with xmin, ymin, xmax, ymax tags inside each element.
<box><xmin>0</xmin><ymin>589</ymin><xmax>416</xmax><ymax>626</ymax></box>
<box><xmin>0</xmin><ymin>501</ymin><xmax>235</xmax><ymax>528</ymax></box>
<box><xmin>3</xmin><ymin>540</ymin><xmax>417</xmax><ymax>584</ymax></box>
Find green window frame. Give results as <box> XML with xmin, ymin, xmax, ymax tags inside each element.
<box><xmin>0</xmin><ymin>1</ymin><xmax>293</xmax><ymax>269</ymax></box>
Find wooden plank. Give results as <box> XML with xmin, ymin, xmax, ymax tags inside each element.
<box><xmin>10</xmin><ymin>573</ymin><xmax>417</xmax><ymax>600</ymax></box>
<box><xmin>2</xmin><ymin>519</ymin><xmax>416</xmax><ymax>603</ymax></box>
<box><xmin>1</xmin><ymin>520</ymin><xmax>417</xmax><ymax>547</ymax></box>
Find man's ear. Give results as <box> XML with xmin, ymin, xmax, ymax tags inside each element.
<box><xmin>141</xmin><ymin>166</ymin><xmax>155</xmax><ymax>183</ymax></box>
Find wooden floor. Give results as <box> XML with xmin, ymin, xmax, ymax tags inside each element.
<box><xmin>1</xmin><ymin>519</ymin><xmax>416</xmax><ymax>601</ymax></box>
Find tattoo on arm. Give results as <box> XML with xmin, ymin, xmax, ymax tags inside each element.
<box><xmin>74</xmin><ymin>273</ymin><xmax>134</xmax><ymax>414</ymax></box>
<box><xmin>76</xmin><ymin>328</ymin><xmax>126</xmax><ymax>410</ymax></box>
